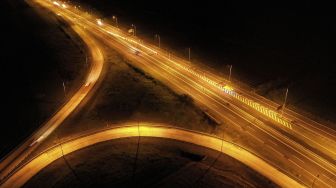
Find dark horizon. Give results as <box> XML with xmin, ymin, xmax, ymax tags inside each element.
<box><xmin>72</xmin><ymin>0</ymin><xmax>336</xmax><ymax>121</ymax></box>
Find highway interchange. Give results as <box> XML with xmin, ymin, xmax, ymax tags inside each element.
<box><xmin>0</xmin><ymin>0</ymin><xmax>335</xmax><ymax>187</ymax></box>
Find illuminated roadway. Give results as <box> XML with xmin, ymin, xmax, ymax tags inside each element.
<box><xmin>0</xmin><ymin>122</ymin><xmax>303</xmax><ymax>188</ymax></box>
<box><xmin>1</xmin><ymin>0</ymin><xmax>336</xmax><ymax>187</ymax></box>
<box><xmin>45</xmin><ymin>2</ymin><xmax>335</xmax><ymax>187</ymax></box>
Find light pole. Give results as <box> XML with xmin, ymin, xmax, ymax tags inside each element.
<box><xmin>281</xmin><ymin>88</ymin><xmax>289</xmax><ymax>116</ymax></box>
<box><xmin>112</xmin><ymin>15</ymin><xmax>118</xmax><ymax>28</ymax></box>
<box><xmin>131</xmin><ymin>24</ymin><xmax>136</xmax><ymax>36</ymax></box>
<box><xmin>155</xmin><ymin>34</ymin><xmax>161</xmax><ymax>48</ymax></box>
<box><xmin>62</xmin><ymin>81</ymin><xmax>66</xmax><ymax>97</ymax></box>
<box><xmin>228</xmin><ymin>65</ymin><xmax>232</xmax><ymax>82</ymax></box>
<box><xmin>188</xmin><ymin>47</ymin><xmax>191</xmax><ymax>62</ymax></box>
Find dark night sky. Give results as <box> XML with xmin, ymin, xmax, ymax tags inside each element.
<box><xmin>74</xmin><ymin>0</ymin><xmax>336</xmax><ymax>81</ymax></box>
<box><xmin>73</xmin><ymin>0</ymin><xmax>336</xmax><ymax>120</ymax></box>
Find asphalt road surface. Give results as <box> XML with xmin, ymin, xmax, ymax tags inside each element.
<box><xmin>0</xmin><ymin>5</ymin><xmax>104</xmax><ymax>183</ymax></box>
<box><xmin>1</xmin><ymin>123</ymin><xmax>303</xmax><ymax>188</ymax></box>
<box><xmin>1</xmin><ymin>0</ymin><xmax>335</xmax><ymax>187</ymax></box>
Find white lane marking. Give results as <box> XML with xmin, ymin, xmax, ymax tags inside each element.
<box><xmin>292</xmin><ymin>155</ymin><xmax>306</xmax><ymax>164</ymax></box>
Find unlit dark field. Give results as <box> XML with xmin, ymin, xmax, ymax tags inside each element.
<box><xmin>33</xmin><ymin>45</ymin><xmax>218</xmax><ymax>153</ymax></box>
<box><xmin>24</xmin><ymin>137</ymin><xmax>278</xmax><ymax>188</ymax></box>
<box><xmin>0</xmin><ymin>1</ymin><xmax>86</xmax><ymax>157</ymax></box>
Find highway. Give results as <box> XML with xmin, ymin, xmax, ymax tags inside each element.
<box><xmin>0</xmin><ymin>3</ymin><xmax>104</xmax><ymax>183</ymax></box>
<box><xmin>43</xmin><ymin>1</ymin><xmax>336</xmax><ymax>187</ymax></box>
<box><xmin>44</xmin><ymin>3</ymin><xmax>336</xmax><ymax>187</ymax></box>
<box><xmin>1</xmin><ymin>0</ymin><xmax>335</xmax><ymax>187</ymax></box>
<box><xmin>0</xmin><ymin>123</ymin><xmax>304</xmax><ymax>188</ymax></box>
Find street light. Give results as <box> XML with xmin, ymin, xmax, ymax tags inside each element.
<box><xmin>62</xmin><ymin>81</ymin><xmax>66</xmax><ymax>97</ymax></box>
<box><xmin>155</xmin><ymin>34</ymin><xmax>160</xmax><ymax>48</ymax></box>
<box><xmin>131</xmin><ymin>24</ymin><xmax>136</xmax><ymax>36</ymax></box>
<box><xmin>228</xmin><ymin>65</ymin><xmax>232</xmax><ymax>82</ymax></box>
<box><xmin>281</xmin><ymin>88</ymin><xmax>289</xmax><ymax>116</ymax></box>
<box><xmin>112</xmin><ymin>15</ymin><xmax>118</xmax><ymax>28</ymax></box>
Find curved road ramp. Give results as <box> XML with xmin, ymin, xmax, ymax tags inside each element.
<box><xmin>0</xmin><ymin>123</ymin><xmax>304</xmax><ymax>188</ymax></box>
<box><xmin>0</xmin><ymin>1</ymin><xmax>104</xmax><ymax>183</ymax></box>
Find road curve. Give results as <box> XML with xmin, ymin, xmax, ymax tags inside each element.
<box><xmin>0</xmin><ymin>3</ymin><xmax>104</xmax><ymax>181</ymax></box>
<box><xmin>0</xmin><ymin>122</ymin><xmax>304</xmax><ymax>188</ymax></box>
<box><xmin>1</xmin><ymin>0</ymin><xmax>334</xmax><ymax>187</ymax></box>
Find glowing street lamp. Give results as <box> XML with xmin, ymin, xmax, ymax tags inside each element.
<box><xmin>131</xmin><ymin>24</ymin><xmax>136</xmax><ymax>36</ymax></box>
<box><xmin>281</xmin><ymin>88</ymin><xmax>289</xmax><ymax>116</ymax></box>
<box><xmin>155</xmin><ymin>34</ymin><xmax>160</xmax><ymax>48</ymax></box>
<box><xmin>62</xmin><ymin>81</ymin><xmax>66</xmax><ymax>97</ymax></box>
<box><xmin>112</xmin><ymin>16</ymin><xmax>118</xmax><ymax>28</ymax></box>
<box><xmin>228</xmin><ymin>65</ymin><xmax>232</xmax><ymax>82</ymax></box>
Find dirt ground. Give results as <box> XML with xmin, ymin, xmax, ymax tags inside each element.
<box><xmin>24</xmin><ymin>137</ymin><xmax>278</xmax><ymax>188</ymax></box>
<box><xmin>38</xmin><ymin>46</ymin><xmax>219</xmax><ymax>148</ymax></box>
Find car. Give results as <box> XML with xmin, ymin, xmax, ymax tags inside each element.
<box><xmin>29</xmin><ymin>135</ymin><xmax>44</xmax><ymax>147</ymax></box>
<box><xmin>85</xmin><ymin>82</ymin><xmax>91</xmax><ymax>87</ymax></box>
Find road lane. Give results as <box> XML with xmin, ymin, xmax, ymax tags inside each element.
<box><xmin>0</xmin><ymin>2</ymin><xmax>104</xmax><ymax>182</ymax></box>
<box><xmin>1</xmin><ymin>123</ymin><xmax>304</xmax><ymax>188</ymax></box>
<box><xmin>2</xmin><ymin>1</ymin><xmax>335</xmax><ymax>187</ymax></box>
<box><xmin>85</xmin><ymin>17</ymin><xmax>336</xmax><ymax>187</ymax></box>
<box><xmin>70</xmin><ymin>15</ymin><xmax>334</xmax><ymax>186</ymax></box>
<box><xmin>86</xmin><ymin>30</ymin><xmax>330</xmax><ymax>186</ymax></box>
